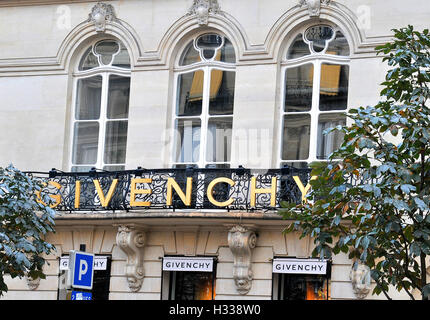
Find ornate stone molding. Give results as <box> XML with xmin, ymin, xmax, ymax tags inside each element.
<box><xmin>26</xmin><ymin>276</ymin><xmax>40</xmax><ymax>291</ymax></box>
<box><xmin>299</xmin><ymin>0</ymin><xmax>331</xmax><ymax>17</ymax></box>
<box><xmin>87</xmin><ymin>2</ymin><xmax>118</xmax><ymax>33</ymax></box>
<box><xmin>227</xmin><ymin>225</ymin><xmax>257</xmax><ymax>295</ymax></box>
<box><xmin>116</xmin><ymin>225</ymin><xmax>146</xmax><ymax>292</ymax></box>
<box><xmin>350</xmin><ymin>260</ymin><xmax>372</xmax><ymax>299</ymax></box>
<box><xmin>187</xmin><ymin>0</ymin><xmax>222</xmax><ymax>26</ymax></box>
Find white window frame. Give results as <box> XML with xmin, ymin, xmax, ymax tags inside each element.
<box><xmin>69</xmin><ymin>40</ymin><xmax>131</xmax><ymax>172</ymax></box>
<box><xmin>278</xmin><ymin>25</ymin><xmax>350</xmax><ymax>168</ymax></box>
<box><xmin>171</xmin><ymin>34</ymin><xmax>236</xmax><ymax>169</ymax></box>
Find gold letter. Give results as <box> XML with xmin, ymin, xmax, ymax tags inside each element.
<box><xmin>207</xmin><ymin>177</ymin><xmax>235</xmax><ymax>207</ymax></box>
<box><xmin>36</xmin><ymin>181</ymin><xmax>62</xmax><ymax>208</ymax></box>
<box><xmin>293</xmin><ymin>176</ymin><xmax>317</xmax><ymax>203</ymax></box>
<box><xmin>74</xmin><ymin>180</ymin><xmax>81</xmax><ymax>209</ymax></box>
<box><xmin>166</xmin><ymin>177</ymin><xmax>193</xmax><ymax>206</ymax></box>
<box><xmin>250</xmin><ymin>176</ymin><xmax>277</xmax><ymax>207</ymax></box>
<box><xmin>130</xmin><ymin>178</ymin><xmax>152</xmax><ymax>207</ymax></box>
<box><xmin>93</xmin><ymin>179</ymin><xmax>118</xmax><ymax>207</ymax></box>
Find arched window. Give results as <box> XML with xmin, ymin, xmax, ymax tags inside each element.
<box><xmin>172</xmin><ymin>33</ymin><xmax>236</xmax><ymax>168</ymax></box>
<box><xmin>70</xmin><ymin>39</ymin><xmax>131</xmax><ymax>172</ymax></box>
<box><xmin>279</xmin><ymin>24</ymin><xmax>350</xmax><ymax>168</ymax></box>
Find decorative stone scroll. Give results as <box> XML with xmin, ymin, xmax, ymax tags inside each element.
<box><xmin>188</xmin><ymin>0</ymin><xmax>222</xmax><ymax>25</ymax></box>
<box><xmin>228</xmin><ymin>225</ymin><xmax>257</xmax><ymax>295</ymax></box>
<box><xmin>88</xmin><ymin>2</ymin><xmax>118</xmax><ymax>32</ymax></box>
<box><xmin>116</xmin><ymin>225</ymin><xmax>146</xmax><ymax>292</ymax></box>
<box><xmin>299</xmin><ymin>0</ymin><xmax>331</xmax><ymax>17</ymax></box>
<box><xmin>350</xmin><ymin>260</ymin><xmax>372</xmax><ymax>299</ymax></box>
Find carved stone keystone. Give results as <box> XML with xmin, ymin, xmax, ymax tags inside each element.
<box><xmin>228</xmin><ymin>225</ymin><xmax>257</xmax><ymax>295</ymax></box>
<box><xmin>88</xmin><ymin>2</ymin><xmax>117</xmax><ymax>32</ymax></box>
<box><xmin>116</xmin><ymin>225</ymin><xmax>146</xmax><ymax>292</ymax></box>
<box><xmin>188</xmin><ymin>0</ymin><xmax>222</xmax><ymax>25</ymax></box>
<box><xmin>299</xmin><ymin>0</ymin><xmax>331</xmax><ymax>17</ymax></box>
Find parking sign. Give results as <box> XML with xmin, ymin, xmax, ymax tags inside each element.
<box><xmin>68</xmin><ymin>250</ymin><xmax>94</xmax><ymax>290</ymax></box>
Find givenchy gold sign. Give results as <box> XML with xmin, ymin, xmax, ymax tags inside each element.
<box><xmin>36</xmin><ymin>175</ymin><xmax>316</xmax><ymax>210</ymax></box>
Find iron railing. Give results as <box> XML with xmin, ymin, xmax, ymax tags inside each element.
<box><xmin>25</xmin><ymin>167</ymin><xmax>312</xmax><ymax>213</ymax></box>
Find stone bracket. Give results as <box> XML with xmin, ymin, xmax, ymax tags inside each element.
<box><xmin>350</xmin><ymin>260</ymin><xmax>371</xmax><ymax>299</ymax></box>
<box><xmin>116</xmin><ymin>225</ymin><xmax>146</xmax><ymax>292</ymax></box>
<box><xmin>227</xmin><ymin>225</ymin><xmax>257</xmax><ymax>295</ymax></box>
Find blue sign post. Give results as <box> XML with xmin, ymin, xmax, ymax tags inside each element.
<box><xmin>68</xmin><ymin>250</ymin><xmax>95</xmax><ymax>290</ymax></box>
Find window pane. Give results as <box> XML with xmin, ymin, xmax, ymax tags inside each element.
<box><xmin>104</xmin><ymin>121</ymin><xmax>128</xmax><ymax>164</ymax></box>
<box><xmin>196</xmin><ymin>34</ymin><xmax>223</xmax><ymax>49</ymax></box>
<box><xmin>177</xmin><ymin>71</ymin><xmax>204</xmax><ymax>116</ymax></box>
<box><xmin>281</xmin><ymin>162</ymin><xmax>309</xmax><ymax>169</ymax></box>
<box><xmin>305</xmin><ymin>25</ymin><xmax>334</xmax><ymax>53</ymax></box>
<box><xmin>174</xmin><ymin>118</ymin><xmax>201</xmax><ymax>163</ymax></box>
<box><xmin>221</xmin><ymin>38</ymin><xmax>235</xmax><ymax>63</ymax></box>
<box><xmin>279</xmin><ymin>274</ymin><xmax>329</xmax><ymax>300</ymax></box>
<box><xmin>75</xmin><ymin>76</ymin><xmax>102</xmax><ymax>120</ymax></box>
<box><xmin>282</xmin><ymin>114</ymin><xmax>310</xmax><ymax>160</ymax></box>
<box><xmin>285</xmin><ymin>64</ymin><xmax>314</xmax><ymax>112</ymax></box>
<box><xmin>107</xmin><ymin>75</ymin><xmax>130</xmax><ymax>119</ymax></box>
<box><xmin>173</xmin><ymin>271</ymin><xmax>215</xmax><ymax>300</ymax></box>
<box><xmin>287</xmin><ymin>34</ymin><xmax>311</xmax><ymax>59</ymax></box>
<box><xmin>205</xmin><ymin>163</ymin><xmax>231</xmax><ymax>169</ymax></box>
<box><xmin>103</xmin><ymin>165</ymin><xmax>125</xmax><ymax>171</ymax></box>
<box><xmin>319</xmin><ymin>64</ymin><xmax>349</xmax><ymax>111</ymax></box>
<box><xmin>326</xmin><ymin>31</ymin><xmax>350</xmax><ymax>56</ymax></box>
<box><xmin>79</xmin><ymin>47</ymin><xmax>99</xmax><ymax>71</ymax></box>
<box><xmin>112</xmin><ymin>44</ymin><xmax>131</xmax><ymax>68</ymax></box>
<box><xmin>72</xmin><ymin>122</ymin><xmax>99</xmax><ymax>164</ymax></box>
<box><xmin>209</xmin><ymin>70</ymin><xmax>235</xmax><ymax>115</ymax></box>
<box><xmin>206</xmin><ymin>117</ymin><xmax>232</xmax><ymax>163</ymax></box>
<box><xmin>317</xmin><ymin>113</ymin><xmax>346</xmax><ymax>160</ymax></box>
<box><xmin>71</xmin><ymin>166</ymin><xmax>94</xmax><ymax>172</ymax></box>
<box><xmin>94</xmin><ymin>40</ymin><xmax>120</xmax><ymax>66</ymax></box>
<box><xmin>180</xmin><ymin>41</ymin><xmax>201</xmax><ymax>66</ymax></box>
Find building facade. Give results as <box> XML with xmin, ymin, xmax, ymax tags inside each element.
<box><xmin>0</xmin><ymin>0</ymin><xmax>428</xmax><ymax>300</ymax></box>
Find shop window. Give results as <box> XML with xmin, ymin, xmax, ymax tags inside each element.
<box><xmin>272</xmin><ymin>258</ymin><xmax>331</xmax><ymax>300</ymax></box>
<box><xmin>70</xmin><ymin>39</ymin><xmax>131</xmax><ymax>172</ymax></box>
<box><xmin>161</xmin><ymin>257</ymin><xmax>216</xmax><ymax>300</ymax></box>
<box><xmin>58</xmin><ymin>255</ymin><xmax>112</xmax><ymax>300</ymax></box>
<box><xmin>274</xmin><ymin>274</ymin><xmax>330</xmax><ymax>300</ymax></box>
<box><xmin>280</xmin><ymin>24</ymin><xmax>350</xmax><ymax>168</ymax></box>
<box><xmin>172</xmin><ymin>33</ymin><xmax>236</xmax><ymax>169</ymax></box>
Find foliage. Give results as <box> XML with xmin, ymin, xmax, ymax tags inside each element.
<box><xmin>0</xmin><ymin>164</ymin><xmax>56</xmax><ymax>296</ymax></box>
<box><xmin>280</xmin><ymin>25</ymin><xmax>430</xmax><ymax>300</ymax></box>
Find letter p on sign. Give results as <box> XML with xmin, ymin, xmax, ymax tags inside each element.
<box><xmin>67</xmin><ymin>250</ymin><xmax>95</xmax><ymax>290</ymax></box>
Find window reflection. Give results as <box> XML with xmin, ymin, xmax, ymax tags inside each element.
<box><xmin>284</xmin><ymin>64</ymin><xmax>313</xmax><ymax>112</ymax></box>
<box><xmin>277</xmin><ymin>274</ymin><xmax>330</xmax><ymax>300</ymax></box>
<box><xmin>76</xmin><ymin>76</ymin><xmax>102</xmax><ymax>120</ymax></box>
<box><xmin>177</xmin><ymin>71</ymin><xmax>204</xmax><ymax>116</ymax></box>
<box><xmin>282</xmin><ymin>114</ymin><xmax>311</xmax><ymax>161</ymax></box>
<box><xmin>104</xmin><ymin>121</ymin><xmax>128</xmax><ymax>164</ymax></box>
<box><xmin>172</xmin><ymin>271</ymin><xmax>215</xmax><ymax>300</ymax></box>
<box><xmin>319</xmin><ymin>64</ymin><xmax>349</xmax><ymax>111</ymax></box>
<box><xmin>287</xmin><ymin>34</ymin><xmax>311</xmax><ymax>60</ymax></box>
<box><xmin>174</xmin><ymin>118</ymin><xmax>201</xmax><ymax>163</ymax></box>
<box><xmin>317</xmin><ymin>113</ymin><xmax>345</xmax><ymax>160</ymax></box>
<box><xmin>209</xmin><ymin>70</ymin><xmax>235</xmax><ymax>115</ymax></box>
<box><xmin>72</xmin><ymin>122</ymin><xmax>99</xmax><ymax>165</ymax></box>
<box><xmin>107</xmin><ymin>75</ymin><xmax>130</xmax><ymax>119</ymax></box>
<box><xmin>206</xmin><ymin>117</ymin><xmax>232</xmax><ymax>163</ymax></box>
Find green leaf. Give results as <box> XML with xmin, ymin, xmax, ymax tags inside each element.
<box><xmin>400</xmin><ymin>184</ymin><xmax>416</xmax><ymax>194</ymax></box>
